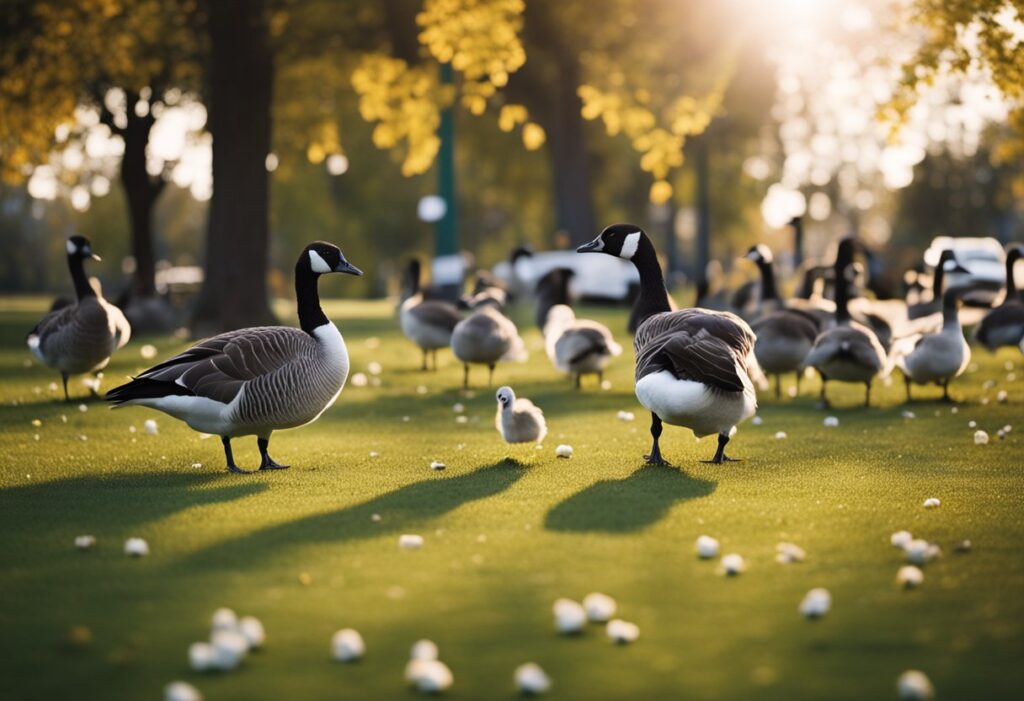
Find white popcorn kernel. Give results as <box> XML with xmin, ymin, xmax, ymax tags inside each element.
<box><xmin>720</xmin><ymin>553</ymin><xmax>745</xmax><ymax>575</ymax></box>
<box><xmin>553</xmin><ymin>598</ymin><xmax>586</xmax><ymax>634</ymax></box>
<box><xmin>695</xmin><ymin>535</ymin><xmax>720</xmax><ymax>559</ymax></box>
<box><xmin>515</xmin><ymin>662</ymin><xmax>551</xmax><ymax>694</ymax></box>
<box><xmin>74</xmin><ymin>535</ymin><xmax>96</xmax><ymax>550</ymax></box>
<box><xmin>897</xmin><ymin>670</ymin><xmax>934</xmax><ymax>700</ymax></box>
<box><xmin>606</xmin><ymin>619</ymin><xmax>640</xmax><ymax>644</ymax></box>
<box><xmin>798</xmin><ymin>588</ymin><xmax>831</xmax><ymax>618</ymax></box>
<box><xmin>399</xmin><ymin>534</ymin><xmax>424</xmax><ymax>550</ymax></box>
<box><xmin>410</xmin><ymin>639</ymin><xmax>439</xmax><ymax>661</ymax></box>
<box><xmin>582</xmin><ymin>592</ymin><xmax>617</xmax><ymax>622</ymax></box>
<box><xmin>974</xmin><ymin>430</ymin><xmax>989</xmax><ymax>445</ymax></box>
<box><xmin>923</xmin><ymin>498</ymin><xmax>940</xmax><ymax>509</ymax></box>
<box><xmin>164</xmin><ymin>681</ymin><xmax>202</xmax><ymax>701</ymax></box>
<box><xmin>331</xmin><ymin>628</ymin><xmax>365</xmax><ymax>662</ymax></box>
<box><xmin>555</xmin><ymin>444</ymin><xmax>573</xmax><ymax>458</ymax></box>
<box><xmin>124</xmin><ymin>537</ymin><xmax>149</xmax><ymax>557</ymax></box>
<box><xmin>897</xmin><ymin>565</ymin><xmax>924</xmax><ymax>589</ymax></box>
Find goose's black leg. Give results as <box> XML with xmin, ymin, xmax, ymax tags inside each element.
<box><xmin>644</xmin><ymin>413</ymin><xmax>668</xmax><ymax>465</ymax></box>
<box><xmin>817</xmin><ymin>371</ymin><xmax>830</xmax><ymax>409</ymax></box>
<box><xmin>574</xmin><ymin>373</ymin><xmax>581</xmax><ymax>390</ymax></box>
<box><xmin>431</xmin><ymin>349</ymin><xmax>439</xmax><ymax>371</ymax></box>
<box><xmin>258</xmin><ymin>436</ymin><xmax>290</xmax><ymax>470</ymax></box>
<box><xmin>421</xmin><ymin>349</ymin><xmax>428</xmax><ymax>371</ymax></box>
<box><xmin>703</xmin><ymin>432</ymin><xmax>738</xmax><ymax>464</ymax></box>
<box><xmin>462</xmin><ymin>364</ymin><xmax>470</xmax><ymax>389</ymax></box>
<box><xmin>864</xmin><ymin>379</ymin><xmax>872</xmax><ymax>408</ymax></box>
<box><xmin>598</xmin><ymin>370</ymin><xmax>604</xmax><ymax>387</ymax></box>
<box><xmin>61</xmin><ymin>371</ymin><xmax>70</xmax><ymax>402</ymax></box>
<box><xmin>941</xmin><ymin>379</ymin><xmax>952</xmax><ymax>402</ymax></box>
<box><xmin>904</xmin><ymin>375</ymin><xmax>912</xmax><ymax>402</ymax></box>
<box><xmin>775</xmin><ymin>374</ymin><xmax>782</xmax><ymax>399</ymax></box>
<box><xmin>223</xmin><ymin>436</ymin><xmax>251</xmax><ymax>474</ymax></box>
<box><xmin>487</xmin><ymin>363</ymin><xmax>495</xmax><ymax>386</ymax></box>
<box><xmin>795</xmin><ymin>371</ymin><xmax>802</xmax><ymax>396</ymax></box>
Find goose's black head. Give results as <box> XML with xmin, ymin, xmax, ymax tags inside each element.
<box><xmin>577</xmin><ymin>224</ymin><xmax>646</xmax><ymax>260</ymax></box>
<box><xmin>301</xmin><ymin>241</ymin><xmax>362</xmax><ymax>277</ymax></box>
<box><xmin>937</xmin><ymin>249</ymin><xmax>969</xmax><ymax>275</ymax></box>
<box><xmin>496</xmin><ymin>385</ymin><xmax>515</xmax><ymax>409</ymax></box>
<box><xmin>67</xmin><ymin>236</ymin><xmax>100</xmax><ymax>261</ymax></box>
<box><xmin>743</xmin><ymin>244</ymin><xmax>773</xmax><ymax>265</ymax></box>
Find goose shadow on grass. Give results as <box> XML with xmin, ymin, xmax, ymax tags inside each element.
<box><xmin>544</xmin><ymin>464</ymin><xmax>716</xmax><ymax>533</ymax></box>
<box><xmin>185</xmin><ymin>460</ymin><xmax>526</xmax><ymax>570</ymax></box>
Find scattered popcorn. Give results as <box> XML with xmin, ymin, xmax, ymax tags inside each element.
<box><xmin>31</xmin><ymin>419</ymin><xmax>41</xmax><ymax>428</ymax></box>
<box><xmin>331</xmin><ymin>628</ymin><xmax>365</xmax><ymax>662</ymax></box>
<box><xmin>416</xmin><ymin>385</ymin><xmax>428</xmax><ymax>395</ymax></box>
<box><xmin>897</xmin><ymin>565</ymin><xmax>924</xmax><ymax>589</ymax></box>
<box><xmin>210</xmin><ymin>630</ymin><xmax>249</xmax><ymax>670</ymax></box>
<box><xmin>774</xmin><ymin>431</ymin><xmax>787</xmax><ymax>440</ymax></box>
<box><xmin>74</xmin><ymin>535</ymin><xmax>96</xmax><ymax>550</ymax></box>
<box><xmin>923</xmin><ymin>498</ymin><xmax>940</xmax><ymax>509</ymax></box>
<box><xmin>890</xmin><ymin>531</ymin><xmax>913</xmax><ymax>548</ymax></box>
<box><xmin>583</xmin><ymin>592</ymin><xmax>617</xmax><ymax>622</ymax></box>
<box><xmin>430</xmin><ymin>461</ymin><xmax>446</xmax><ymax>471</ymax></box>
<box><xmin>968</xmin><ymin>420</ymin><xmax>977</xmax><ymax>428</ymax></box>
<box><xmin>124</xmin><ymin>537</ymin><xmax>149</xmax><ymax>557</ymax></box>
<box><xmin>555</xmin><ymin>444</ymin><xmax>573</xmax><ymax>458</ymax></box>
<box><xmin>823</xmin><ymin>416</ymin><xmax>839</xmax><ymax>427</ymax></box>
<box><xmin>189</xmin><ymin>642</ymin><xmax>217</xmax><ymax>671</ymax></box>
<box><xmin>61</xmin><ymin>415</ymin><xmax>67</xmax><ymax>423</ymax></box>
<box><xmin>144</xmin><ymin>419</ymin><xmax>158</xmax><ymax>435</ymax></box>
<box><xmin>48</xmin><ymin>382</ymin><xmax>58</xmax><ymax>391</ymax></box>
<box><xmin>411</xmin><ymin>639</ymin><xmax>439</xmax><ymax>661</ymax></box>
<box><xmin>371</xmin><ymin>513</ymin><xmax>382</xmax><ymax>522</ymax></box>
<box><xmin>553</xmin><ymin>598</ymin><xmax>586</xmax><ymax>634</ymax></box>
<box><xmin>350</xmin><ymin>373</ymin><xmax>368</xmax><ymax>387</ymax></box>
<box><xmin>600</xmin><ymin>380</ymin><xmax>612</xmax><ymax>390</ymax></box>
<box><xmin>368</xmin><ymin>361</ymin><xmax>382</xmax><ymax>375</ymax></box>
<box><xmin>515</xmin><ymin>662</ymin><xmax>551</xmax><ymax>695</ymax></box>
<box><xmin>799</xmin><ymin>588</ymin><xmax>831</xmax><ymax>619</ymax></box>
<box><xmin>411</xmin><ymin>660</ymin><xmax>453</xmax><ymax>693</ymax></box>
<box><xmin>369</xmin><ymin>451</ymin><xmax>379</xmax><ymax>458</ymax></box>
<box><xmin>403</xmin><ymin>416</ymin><xmax>411</xmax><ymax>422</ymax></box>
<box><xmin>164</xmin><ymin>681</ymin><xmax>202</xmax><ymax>701</ymax></box>
<box><xmin>141</xmin><ymin>344</ymin><xmax>158</xmax><ymax>359</ymax></box>
<box><xmin>775</xmin><ymin>542</ymin><xmax>806</xmax><ymax>564</ymax></box>
<box><xmin>78</xmin><ymin>434</ymin><xmax>88</xmax><ymax>442</ymax></box>
<box><xmin>191</xmin><ymin>462</ymin><xmax>203</xmax><ymax>469</ymax></box>
<box><xmin>1003</xmin><ymin>424</ymin><xmax>1012</xmax><ymax>433</ymax></box>
<box><xmin>974</xmin><ymin>430</ymin><xmax>989</xmax><ymax>445</ymax></box>
<box><xmin>751</xmin><ymin>416</ymin><xmax>763</xmax><ymax>426</ymax></box>
<box><xmin>617</xmin><ymin>410</ymin><xmax>635</xmax><ymax>421</ymax></box>
<box><xmin>897</xmin><ymin>670</ymin><xmax>934</xmax><ymax>700</ymax></box>
<box><xmin>211</xmin><ymin>608</ymin><xmax>238</xmax><ymax>632</ymax></box>
<box><xmin>455</xmin><ymin>415</ymin><xmax>468</xmax><ymax>424</ymax></box>
<box><xmin>950</xmin><ymin>406</ymin><xmax>958</xmax><ymax>414</ymax></box>
<box><xmin>720</xmin><ymin>553</ymin><xmax>745</xmax><ymax>576</ymax></box>
<box><xmin>903</xmin><ymin>539</ymin><xmax>940</xmax><ymax>565</ymax></box>
<box><xmin>452</xmin><ymin>403</ymin><xmax>465</xmax><ymax>413</ymax></box>
<box><xmin>238</xmin><ymin>616</ymin><xmax>265</xmax><ymax>648</ymax></box>
<box><xmin>901</xmin><ymin>410</ymin><xmax>916</xmax><ymax>419</ymax></box>
<box><xmin>606</xmin><ymin>619</ymin><xmax>640</xmax><ymax>644</ymax></box>
<box><xmin>996</xmin><ymin>390</ymin><xmax>1008</xmax><ymax>403</ymax></box>
<box><xmin>399</xmin><ymin>534</ymin><xmax>424</xmax><ymax>550</ymax></box>
<box><xmin>695</xmin><ymin>535</ymin><xmax>720</xmax><ymax>559</ymax></box>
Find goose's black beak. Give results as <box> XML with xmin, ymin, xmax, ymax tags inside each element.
<box><xmin>576</xmin><ymin>238</ymin><xmax>602</xmax><ymax>253</ymax></box>
<box><xmin>335</xmin><ymin>260</ymin><xmax>363</xmax><ymax>276</ymax></box>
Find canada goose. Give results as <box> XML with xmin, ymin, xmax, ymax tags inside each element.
<box><xmin>578</xmin><ymin>224</ymin><xmax>758</xmax><ymax>464</ymax></box>
<box><xmin>974</xmin><ymin>245</ymin><xmax>1024</xmax><ymax>350</ymax></box>
<box><xmin>106</xmin><ymin>242</ymin><xmax>362</xmax><ymax>473</ymax></box>
<box><xmin>740</xmin><ymin>244</ymin><xmax>785</xmax><ymax>318</ymax></box>
<box><xmin>908</xmin><ymin>250</ymin><xmax>959</xmax><ymax>320</ymax></box>
<box><xmin>495</xmin><ymin>386</ymin><xmax>547</xmax><ymax>445</ymax></box>
<box><xmin>28</xmin><ymin>236</ymin><xmax>131</xmax><ymax>400</ymax></box>
<box><xmin>751</xmin><ymin>309</ymin><xmax>819</xmax><ymax>399</ymax></box>
<box><xmin>802</xmin><ymin>256</ymin><xmax>888</xmax><ymax>408</ymax></box>
<box><xmin>401</xmin><ymin>258</ymin><xmax>447</xmax><ymax>303</ymax></box>
<box><xmin>399</xmin><ymin>264</ymin><xmax>462</xmax><ymax>371</ymax></box>
<box><xmin>534</xmin><ymin>267</ymin><xmax>572</xmax><ymax>330</ymax></box>
<box><xmin>693</xmin><ymin>260</ymin><xmax>732</xmax><ymax>311</ymax></box>
<box><xmin>543</xmin><ymin>304</ymin><xmax>623</xmax><ymax>388</ymax></box>
<box><xmin>891</xmin><ymin>286</ymin><xmax>971</xmax><ymax>402</ymax></box>
<box><xmin>451</xmin><ymin>306</ymin><xmax>527</xmax><ymax>389</ymax></box>
<box><xmin>460</xmin><ymin>276</ymin><xmax>507</xmax><ymax>312</ymax></box>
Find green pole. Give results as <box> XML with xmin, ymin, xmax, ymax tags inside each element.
<box><xmin>436</xmin><ymin>62</ymin><xmax>457</xmax><ymax>257</ymax></box>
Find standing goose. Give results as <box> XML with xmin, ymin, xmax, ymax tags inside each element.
<box><xmin>891</xmin><ymin>286</ymin><xmax>971</xmax><ymax>402</ymax></box>
<box><xmin>399</xmin><ymin>261</ymin><xmax>462</xmax><ymax>371</ymax></box>
<box><xmin>578</xmin><ymin>224</ymin><xmax>759</xmax><ymax>465</ymax></box>
<box><xmin>802</xmin><ymin>256</ymin><xmax>888</xmax><ymax>408</ymax></box>
<box><xmin>28</xmin><ymin>236</ymin><xmax>131</xmax><ymax>400</ymax></box>
<box><xmin>495</xmin><ymin>386</ymin><xmax>548</xmax><ymax>445</ymax></box>
<box><xmin>451</xmin><ymin>306</ymin><xmax>527</xmax><ymax>389</ymax></box>
<box><xmin>974</xmin><ymin>244</ymin><xmax>1024</xmax><ymax>350</ymax></box>
<box><xmin>908</xmin><ymin>249</ymin><xmax>959</xmax><ymax>320</ymax></box>
<box><xmin>543</xmin><ymin>304</ymin><xmax>623</xmax><ymax>388</ymax></box>
<box><xmin>106</xmin><ymin>242</ymin><xmax>362</xmax><ymax>473</ymax></box>
<box><xmin>401</xmin><ymin>258</ymin><xmax>447</xmax><ymax>303</ymax></box>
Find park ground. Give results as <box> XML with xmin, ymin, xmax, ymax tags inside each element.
<box><xmin>0</xmin><ymin>295</ymin><xmax>1022</xmax><ymax>700</ymax></box>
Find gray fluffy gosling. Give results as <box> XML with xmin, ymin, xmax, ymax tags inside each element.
<box><xmin>495</xmin><ymin>386</ymin><xmax>548</xmax><ymax>445</ymax></box>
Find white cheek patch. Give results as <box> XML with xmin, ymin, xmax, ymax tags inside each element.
<box><xmin>66</xmin><ymin>240</ymin><xmax>77</xmax><ymax>255</ymax></box>
<box><xmin>308</xmin><ymin>249</ymin><xmax>332</xmax><ymax>273</ymax></box>
<box><xmin>619</xmin><ymin>232</ymin><xmax>641</xmax><ymax>260</ymax></box>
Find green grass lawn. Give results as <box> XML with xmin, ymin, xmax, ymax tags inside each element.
<box><xmin>1</xmin><ymin>295</ymin><xmax>1022</xmax><ymax>701</ymax></box>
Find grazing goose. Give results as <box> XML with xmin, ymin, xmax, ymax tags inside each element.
<box><xmin>802</xmin><ymin>258</ymin><xmax>888</xmax><ymax>408</ymax></box>
<box><xmin>891</xmin><ymin>287</ymin><xmax>971</xmax><ymax>402</ymax></box>
<box><xmin>578</xmin><ymin>224</ymin><xmax>759</xmax><ymax>464</ymax></box>
<box><xmin>399</xmin><ymin>264</ymin><xmax>462</xmax><ymax>371</ymax></box>
<box><xmin>908</xmin><ymin>250</ymin><xmax>959</xmax><ymax>320</ymax></box>
<box><xmin>28</xmin><ymin>236</ymin><xmax>131</xmax><ymax>400</ymax></box>
<box><xmin>451</xmin><ymin>306</ymin><xmax>527</xmax><ymax>389</ymax></box>
<box><xmin>543</xmin><ymin>304</ymin><xmax>623</xmax><ymax>388</ymax></box>
<box><xmin>495</xmin><ymin>386</ymin><xmax>547</xmax><ymax>445</ymax></box>
<box><xmin>974</xmin><ymin>245</ymin><xmax>1024</xmax><ymax>350</ymax></box>
<box><xmin>106</xmin><ymin>242</ymin><xmax>362</xmax><ymax>473</ymax></box>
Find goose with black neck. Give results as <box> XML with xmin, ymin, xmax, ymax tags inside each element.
<box><xmin>107</xmin><ymin>241</ymin><xmax>362</xmax><ymax>473</ymax></box>
<box><xmin>578</xmin><ymin>224</ymin><xmax>759</xmax><ymax>464</ymax></box>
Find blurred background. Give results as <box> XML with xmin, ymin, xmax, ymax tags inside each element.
<box><xmin>1</xmin><ymin>0</ymin><xmax>1022</xmax><ymax>334</ymax></box>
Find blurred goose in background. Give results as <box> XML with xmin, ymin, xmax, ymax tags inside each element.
<box><xmin>107</xmin><ymin>242</ymin><xmax>361</xmax><ymax>473</ymax></box>
<box><xmin>495</xmin><ymin>386</ymin><xmax>547</xmax><ymax>445</ymax></box>
<box><xmin>534</xmin><ymin>267</ymin><xmax>573</xmax><ymax>330</ymax></box>
<box><xmin>401</xmin><ymin>258</ymin><xmax>447</xmax><ymax>303</ymax></box>
<box><xmin>451</xmin><ymin>306</ymin><xmax>527</xmax><ymax>389</ymax></box>
<box><xmin>908</xmin><ymin>249</ymin><xmax>961</xmax><ymax>320</ymax></box>
<box><xmin>461</xmin><ymin>271</ymin><xmax>508</xmax><ymax>312</ymax></box>
<box><xmin>740</xmin><ymin>244</ymin><xmax>785</xmax><ymax>318</ymax></box>
<box><xmin>28</xmin><ymin>236</ymin><xmax>130</xmax><ymax>400</ymax></box>
<box><xmin>891</xmin><ymin>286</ymin><xmax>971</xmax><ymax>402</ymax></box>
<box><xmin>693</xmin><ymin>260</ymin><xmax>732</xmax><ymax>311</ymax></box>
<box><xmin>803</xmin><ymin>255</ymin><xmax>888</xmax><ymax>409</ymax></box>
<box><xmin>974</xmin><ymin>244</ymin><xmax>1024</xmax><ymax>351</ymax></box>
<box><xmin>544</xmin><ymin>304</ymin><xmax>623</xmax><ymax>388</ymax></box>
<box><xmin>579</xmin><ymin>224</ymin><xmax>758</xmax><ymax>464</ymax></box>
<box><xmin>399</xmin><ymin>258</ymin><xmax>462</xmax><ymax>371</ymax></box>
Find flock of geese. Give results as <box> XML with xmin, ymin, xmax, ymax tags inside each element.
<box><xmin>26</xmin><ymin>228</ymin><xmax>1024</xmax><ymax>470</ymax></box>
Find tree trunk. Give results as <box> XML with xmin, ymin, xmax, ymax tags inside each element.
<box><xmin>120</xmin><ymin>101</ymin><xmax>161</xmax><ymax>298</ymax></box>
<box><xmin>692</xmin><ymin>133</ymin><xmax>711</xmax><ymax>288</ymax></box>
<box><xmin>192</xmin><ymin>0</ymin><xmax>275</xmax><ymax>335</ymax></box>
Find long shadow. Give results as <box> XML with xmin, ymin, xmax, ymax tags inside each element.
<box><xmin>544</xmin><ymin>464</ymin><xmax>716</xmax><ymax>533</ymax></box>
<box><xmin>185</xmin><ymin>460</ymin><xmax>526</xmax><ymax>570</ymax></box>
<box><xmin>0</xmin><ymin>472</ymin><xmax>267</xmax><ymax>535</ymax></box>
